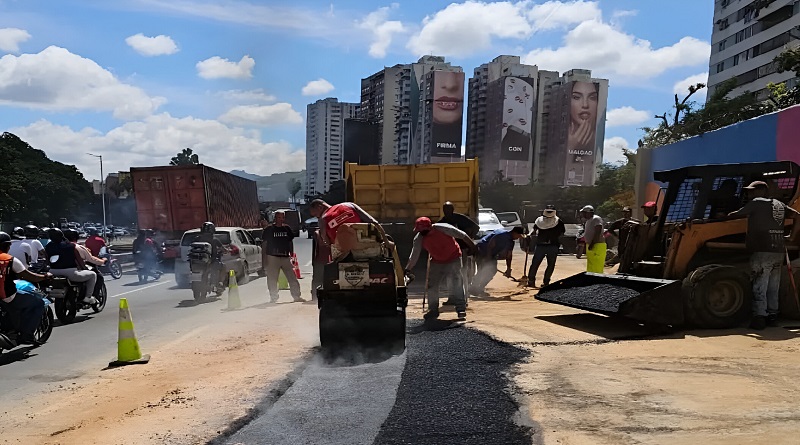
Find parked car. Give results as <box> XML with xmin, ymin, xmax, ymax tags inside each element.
<box><xmin>303</xmin><ymin>217</ymin><xmax>319</xmax><ymax>238</ymax></box>
<box><xmin>496</xmin><ymin>211</ymin><xmax>527</xmax><ymax>234</ymax></box>
<box><xmin>174</xmin><ymin>227</ymin><xmax>263</xmax><ymax>288</ymax></box>
<box><xmin>475</xmin><ymin>208</ymin><xmax>506</xmax><ymax>239</ymax></box>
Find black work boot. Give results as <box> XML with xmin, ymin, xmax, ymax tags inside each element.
<box><xmin>750</xmin><ymin>316</ymin><xmax>767</xmax><ymax>330</ymax></box>
<box><xmin>766</xmin><ymin>314</ymin><xmax>780</xmax><ymax>327</ymax></box>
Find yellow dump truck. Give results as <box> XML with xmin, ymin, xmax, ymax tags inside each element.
<box><xmin>344</xmin><ymin>159</ymin><xmax>480</xmax><ymax>261</ymax></box>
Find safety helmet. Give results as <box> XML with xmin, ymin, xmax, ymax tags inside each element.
<box><xmin>49</xmin><ymin>228</ymin><xmax>64</xmax><ymax>242</ymax></box>
<box><xmin>24</xmin><ymin>225</ymin><xmax>40</xmax><ymax>238</ymax></box>
<box><xmin>12</xmin><ymin>227</ymin><xmax>25</xmax><ymax>238</ymax></box>
<box><xmin>64</xmin><ymin>228</ymin><xmax>79</xmax><ymax>242</ymax></box>
<box><xmin>201</xmin><ymin>222</ymin><xmax>215</xmax><ymax>234</ymax></box>
<box><xmin>0</xmin><ymin>231</ymin><xmax>11</xmax><ymax>247</ymax></box>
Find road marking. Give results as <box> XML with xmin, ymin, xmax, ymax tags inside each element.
<box><xmin>304</xmin><ymin>260</ymin><xmax>312</xmax><ymax>267</ymax></box>
<box><xmin>111</xmin><ymin>281</ymin><xmax>170</xmax><ymax>299</ymax></box>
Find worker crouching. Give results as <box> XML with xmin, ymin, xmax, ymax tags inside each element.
<box><xmin>405</xmin><ymin>217</ymin><xmax>476</xmax><ymax>320</ymax></box>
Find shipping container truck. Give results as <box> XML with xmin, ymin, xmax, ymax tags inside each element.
<box><xmin>344</xmin><ymin>159</ymin><xmax>479</xmax><ymax>262</ymax></box>
<box><xmin>130</xmin><ymin>165</ymin><xmax>260</xmax><ymax>241</ymax></box>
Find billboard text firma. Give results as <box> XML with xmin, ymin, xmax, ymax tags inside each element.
<box><xmin>431</xmin><ymin>71</ymin><xmax>465</xmax><ymax>158</ymax></box>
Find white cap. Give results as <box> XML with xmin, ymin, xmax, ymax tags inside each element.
<box><xmin>580</xmin><ymin>205</ymin><xmax>594</xmax><ymax>212</ymax></box>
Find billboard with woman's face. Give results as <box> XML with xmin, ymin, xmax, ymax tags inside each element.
<box><xmin>431</xmin><ymin>70</ymin><xmax>465</xmax><ymax>157</ymax></box>
<box><xmin>563</xmin><ymin>81</ymin><xmax>606</xmax><ymax>186</ymax></box>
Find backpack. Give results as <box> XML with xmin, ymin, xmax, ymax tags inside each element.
<box><xmin>0</xmin><ymin>253</ymin><xmax>16</xmax><ymax>300</ymax></box>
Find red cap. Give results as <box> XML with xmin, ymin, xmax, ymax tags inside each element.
<box><xmin>414</xmin><ymin>217</ymin><xmax>432</xmax><ymax>232</ymax></box>
<box><xmin>642</xmin><ymin>201</ymin><xmax>657</xmax><ymax>208</ymax></box>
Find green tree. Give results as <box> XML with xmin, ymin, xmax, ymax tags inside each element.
<box><xmin>0</xmin><ymin>132</ymin><xmax>97</xmax><ymax>225</ymax></box>
<box><xmin>170</xmin><ymin>148</ymin><xmax>199</xmax><ymax>165</ymax></box>
<box><xmin>286</xmin><ymin>178</ymin><xmax>302</xmax><ymax>205</ymax></box>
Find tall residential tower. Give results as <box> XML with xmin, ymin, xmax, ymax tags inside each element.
<box><xmin>305</xmin><ymin>98</ymin><xmax>360</xmax><ymax>195</ymax></box>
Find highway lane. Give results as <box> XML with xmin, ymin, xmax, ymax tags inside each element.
<box><xmin>0</xmin><ymin>237</ymin><xmax>315</xmax><ymax>403</ymax></box>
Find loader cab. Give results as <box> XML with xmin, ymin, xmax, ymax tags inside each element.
<box><xmin>619</xmin><ymin>161</ymin><xmax>800</xmax><ymax>278</ymax></box>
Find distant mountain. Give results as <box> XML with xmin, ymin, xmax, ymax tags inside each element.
<box><xmin>229</xmin><ymin>170</ymin><xmax>263</xmax><ymax>181</ymax></box>
<box><xmin>228</xmin><ymin>169</ymin><xmax>306</xmax><ymax>202</ymax></box>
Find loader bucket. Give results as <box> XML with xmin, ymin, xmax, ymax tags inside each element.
<box><xmin>535</xmin><ymin>273</ymin><xmax>684</xmax><ymax>325</ymax></box>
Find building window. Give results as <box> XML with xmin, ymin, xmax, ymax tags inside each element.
<box><xmin>733</xmin><ymin>54</ymin><xmax>740</xmax><ymax>66</ymax></box>
<box><xmin>719</xmin><ymin>40</ymin><xmax>726</xmax><ymax>52</ymax></box>
<box><xmin>716</xmin><ymin>62</ymin><xmax>725</xmax><ymax>73</ymax></box>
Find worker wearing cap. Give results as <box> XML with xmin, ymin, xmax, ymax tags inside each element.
<box><xmin>642</xmin><ymin>201</ymin><xmax>659</xmax><ymax>224</ymax></box>
<box><xmin>405</xmin><ymin>217</ymin><xmax>476</xmax><ymax>320</ymax></box>
<box><xmin>729</xmin><ymin>180</ymin><xmax>800</xmax><ymax>330</ymax></box>
<box><xmin>580</xmin><ymin>205</ymin><xmax>606</xmax><ymax>273</ymax></box>
<box><xmin>526</xmin><ymin>206</ymin><xmax>566</xmax><ymax>288</ymax></box>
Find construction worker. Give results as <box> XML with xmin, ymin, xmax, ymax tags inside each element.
<box><xmin>310</xmin><ymin>227</ymin><xmax>331</xmax><ymax>301</ymax></box>
<box><xmin>405</xmin><ymin>217</ymin><xmax>476</xmax><ymax>320</ymax></box>
<box><xmin>729</xmin><ymin>181</ymin><xmax>800</xmax><ymax>330</ymax></box>
<box><xmin>526</xmin><ymin>206</ymin><xmax>566</xmax><ymax>288</ymax></box>
<box><xmin>438</xmin><ymin>201</ymin><xmax>479</xmax><ymax>304</ymax></box>
<box><xmin>580</xmin><ymin>205</ymin><xmax>606</xmax><ymax>274</ymax></box>
<box><xmin>642</xmin><ymin>201</ymin><xmax>659</xmax><ymax>224</ymax></box>
<box><xmin>262</xmin><ymin>211</ymin><xmax>303</xmax><ymax>303</ymax></box>
<box><xmin>606</xmin><ymin>206</ymin><xmax>634</xmax><ymax>266</ymax></box>
<box><xmin>470</xmin><ymin>227</ymin><xmax>525</xmax><ymax>297</ymax></box>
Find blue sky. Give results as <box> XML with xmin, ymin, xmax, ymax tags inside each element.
<box><xmin>0</xmin><ymin>0</ymin><xmax>713</xmax><ymax>180</ymax></box>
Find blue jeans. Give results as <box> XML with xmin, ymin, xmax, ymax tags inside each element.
<box><xmin>750</xmin><ymin>252</ymin><xmax>784</xmax><ymax>317</ymax></box>
<box><xmin>2</xmin><ymin>293</ymin><xmax>46</xmax><ymax>338</ymax></box>
<box><xmin>528</xmin><ymin>244</ymin><xmax>559</xmax><ymax>286</ymax></box>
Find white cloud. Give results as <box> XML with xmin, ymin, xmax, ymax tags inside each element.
<box><xmin>196</xmin><ymin>55</ymin><xmax>255</xmax><ymax>79</ymax></box>
<box><xmin>0</xmin><ymin>46</ymin><xmax>165</xmax><ymax>119</ymax></box>
<box><xmin>607</xmin><ymin>106</ymin><xmax>651</xmax><ymax>128</ymax></box>
<box><xmin>301</xmin><ymin>78</ymin><xmax>335</xmax><ymax>96</ymax></box>
<box><xmin>523</xmin><ymin>20</ymin><xmax>710</xmax><ymax>81</ymax></box>
<box><xmin>0</xmin><ymin>28</ymin><xmax>31</xmax><ymax>52</ymax></box>
<box><xmin>408</xmin><ymin>1</ymin><xmax>533</xmax><ymax>57</ymax></box>
<box><xmin>528</xmin><ymin>1</ymin><xmax>601</xmax><ymax>31</ymax></box>
<box><xmin>10</xmin><ymin>115</ymin><xmax>305</xmax><ymax>179</ymax></box>
<box><xmin>217</xmin><ymin>89</ymin><xmax>277</xmax><ymax>103</ymax></box>
<box><xmin>358</xmin><ymin>6</ymin><xmax>405</xmax><ymax>58</ymax></box>
<box><xmin>603</xmin><ymin>136</ymin><xmax>632</xmax><ymax>164</ymax></box>
<box><xmin>219</xmin><ymin>103</ymin><xmax>303</xmax><ymax>126</ymax></box>
<box><xmin>125</xmin><ymin>33</ymin><xmax>179</xmax><ymax>56</ymax></box>
<box><xmin>610</xmin><ymin>9</ymin><xmax>638</xmax><ymax>24</ymax></box>
<box><xmin>673</xmin><ymin>72</ymin><xmax>709</xmax><ymax>98</ymax></box>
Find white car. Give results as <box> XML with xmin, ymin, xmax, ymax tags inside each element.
<box><xmin>174</xmin><ymin>227</ymin><xmax>263</xmax><ymax>288</ymax></box>
<box><xmin>475</xmin><ymin>209</ymin><xmax>506</xmax><ymax>239</ymax></box>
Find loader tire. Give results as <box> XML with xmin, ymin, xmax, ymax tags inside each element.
<box><xmin>683</xmin><ymin>265</ymin><xmax>751</xmax><ymax>329</ymax></box>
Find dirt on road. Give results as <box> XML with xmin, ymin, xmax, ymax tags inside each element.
<box><xmin>457</xmin><ymin>253</ymin><xmax>800</xmax><ymax>445</ymax></box>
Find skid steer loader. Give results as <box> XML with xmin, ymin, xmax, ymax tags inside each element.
<box><xmin>536</xmin><ymin>161</ymin><xmax>800</xmax><ymax>328</ymax></box>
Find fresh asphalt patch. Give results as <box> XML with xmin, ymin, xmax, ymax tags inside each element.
<box><xmin>373</xmin><ymin>320</ymin><xmax>536</xmax><ymax>445</ymax></box>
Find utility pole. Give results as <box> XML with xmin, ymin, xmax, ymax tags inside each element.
<box><xmin>87</xmin><ymin>153</ymin><xmax>106</xmax><ymax>238</ymax></box>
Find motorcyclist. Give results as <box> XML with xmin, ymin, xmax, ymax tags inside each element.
<box><xmin>84</xmin><ymin>227</ymin><xmax>107</xmax><ymax>257</ymax></box>
<box><xmin>142</xmin><ymin>229</ymin><xmax>161</xmax><ymax>279</ymax></box>
<box><xmin>24</xmin><ymin>225</ymin><xmax>46</xmax><ymax>264</ymax></box>
<box><xmin>198</xmin><ymin>222</ymin><xmax>226</xmax><ymax>287</ymax></box>
<box><xmin>0</xmin><ymin>231</ymin><xmax>52</xmax><ymax>346</ymax></box>
<box><xmin>45</xmin><ymin>229</ymin><xmax>98</xmax><ymax>305</ymax></box>
<box><xmin>64</xmin><ymin>229</ymin><xmax>106</xmax><ymax>268</ymax></box>
<box><xmin>8</xmin><ymin>227</ymin><xmax>33</xmax><ymax>266</ymax></box>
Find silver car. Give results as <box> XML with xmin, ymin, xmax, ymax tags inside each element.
<box><xmin>174</xmin><ymin>227</ymin><xmax>263</xmax><ymax>288</ymax></box>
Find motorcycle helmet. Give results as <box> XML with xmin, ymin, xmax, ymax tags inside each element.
<box><xmin>49</xmin><ymin>228</ymin><xmax>64</xmax><ymax>243</ymax></box>
<box><xmin>201</xmin><ymin>222</ymin><xmax>215</xmax><ymax>234</ymax></box>
<box><xmin>12</xmin><ymin>227</ymin><xmax>25</xmax><ymax>239</ymax></box>
<box><xmin>87</xmin><ymin>227</ymin><xmax>98</xmax><ymax>236</ymax></box>
<box><xmin>145</xmin><ymin>229</ymin><xmax>155</xmax><ymax>238</ymax></box>
<box><xmin>24</xmin><ymin>225</ymin><xmax>40</xmax><ymax>239</ymax></box>
<box><xmin>0</xmin><ymin>231</ymin><xmax>11</xmax><ymax>248</ymax></box>
<box><xmin>64</xmin><ymin>228</ymin><xmax>79</xmax><ymax>242</ymax></box>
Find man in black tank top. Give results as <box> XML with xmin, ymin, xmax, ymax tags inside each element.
<box><xmin>45</xmin><ymin>229</ymin><xmax>97</xmax><ymax>304</ymax></box>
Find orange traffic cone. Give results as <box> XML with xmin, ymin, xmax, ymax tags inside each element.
<box><xmin>109</xmin><ymin>298</ymin><xmax>150</xmax><ymax>367</ymax></box>
<box><xmin>291</xmin><ymin>253</ymin><xmax>301</xmax><ymax>279</ymax></box>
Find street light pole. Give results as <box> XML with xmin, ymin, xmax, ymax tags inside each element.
<box><xmin>87</xmin><ymin>153</ymin><xmax>106</xmax><ymax>238</ymax></box>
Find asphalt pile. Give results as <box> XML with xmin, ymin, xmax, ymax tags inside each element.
<box><xmin>373</xmin><ymin>321</ymin><xmax>534</xmax><ymax>445</ymax></box>
<box><xmin>538</xmin><ymin>284</ymin><xmax>640</xmax><ymax>313</ymax></box>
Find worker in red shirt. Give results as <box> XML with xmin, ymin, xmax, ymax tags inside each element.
<box><xmin>405</xmin><ymin>217</ymin><xmax>476</xmax><ymax>320</ymax></box>
<box><xmin>84</xmin><ymin>227</ymin><xmax>107</xmax><ymax>257</ymax></box>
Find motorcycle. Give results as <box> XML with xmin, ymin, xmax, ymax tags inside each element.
<box><xmin>134</xmin><ymin>250</ymin><xmax>163</xmax><ymax>284</ymax></box>
<box><xmin>188</xmin><ymin>242</ymin><xmax>226</xmax><ymax>302</ymax></box>
<box><xmin>97</xmin><ymin>246</ymin><xmax>122</xmax><ymax>280</ymax></box>
<box><xmin>38</xmin><ymin>259</ymin><xmax>107</xmax><ymax>324</ymax></box>
<box><xmin>0</xmin><ymin>282</ymin><xmax>55</xmax><ymax>353</ymax></box>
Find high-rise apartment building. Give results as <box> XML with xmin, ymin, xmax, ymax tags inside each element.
<box><xmin>359</xmin><ymin>56</ymin><xmax>464</xmax><ymax>165</ymax></box>
<box><xmin>305</xmin><ymin>98</ymin><xmax>359</xmax><ymax>195</ymax></box>
<box><xmin>467</xmin><ymin>57</ymin><xmax>607</xmax><ymax>186</ymax></box>
<box><xmin>708</xmin><ymin>0</ymin><xmax>800</xmax><ymax>100</ymax></box>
